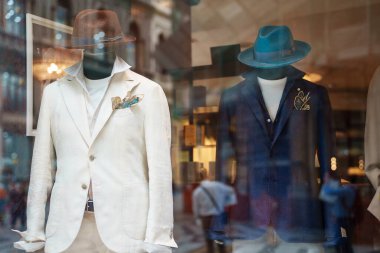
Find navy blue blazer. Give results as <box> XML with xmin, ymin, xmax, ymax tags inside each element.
<box><xmin>216</xmin><ymin>66</ymin><xmax>336</xmax><ymax>242</ymax></box>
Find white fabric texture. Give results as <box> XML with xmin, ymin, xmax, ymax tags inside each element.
<box><xmin>83</xmin><ymin>74</ymin><xmax>112</xmax><ymax>200</ymax></box>
<box><xmin>192</xmin><ymin>180</ymin><xmax>237</xmax><ymax>217</ymax></box>
<box><xmin>368</xmin><ymin>187</ymin><xmax>380</xmax><ymax>221</ymax></box>
<box><xmin>12</xmin><ymin>55</ymin><xmax>177</xmax><ymax>252</ymax></box>
<box><xmin>84</xmin><ymin>75</ymin><xmax>111</xmax><ymax>135</ymax></box>
<box><xmin>257</xmin><ymin>76</ymin><xmax>287</xmax><ymax>122</ymax></box>
<box><xmin>365</xmin><ymin>66</ymin><xmax>380</xmax><ymax>221</ymax></box>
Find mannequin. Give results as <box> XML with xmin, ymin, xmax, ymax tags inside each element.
<box><xmin>13</xmin><ymin>10</ymin><xmax>176</xmax><ymax>253</ymax></box>
<box><xmin>256</xmin><ymin>67</ymin><xmax>287</xmax><ymax>80</ymax></box>
<box><xmin>83</xmin><ymin>46</ymin><xmax>116</xmax><ymax>79</ymax></box>
<box><xmin>256</xmin><ymin>67</ymin><xmax>287</xmax><ymax>122</ymax></box>
<box><xmin>216</xmin><ymin>26</ymin><xmax>336</xmax><ymax>253</ymax></box>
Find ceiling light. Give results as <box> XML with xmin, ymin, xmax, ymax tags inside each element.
<box><xmin>303</xmin><ymin>73</ymin><xmax>322</xmax><ymax>83</ymax></box>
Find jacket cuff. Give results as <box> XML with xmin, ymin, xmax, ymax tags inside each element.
<box><xmin>368</xmin><ymin>186</ymin><xmax>380</xmax><ymax>221</ymax></box>
<box><xmin>11</xmin><ymin>229</ymin><xmax>46</xmax><ymax>242</ymax></box>
<box><xmin>14</xmin><ymin>240</ymin><xmax>45</xmax><ymax>252</ymax></box>
<box><xmin>11</xmin><ymin>229</ymin><xmax>45</xmax><ymax>252</ymax></box>
<box><xmin>143</xmin><ymin>242</ymin><xmax>172</xmax><ymax>253</ymax></box>
<box><xmin>144</xmin><ymin>226</ymin><xmax>178</xmax><ymax>248</ymax></box>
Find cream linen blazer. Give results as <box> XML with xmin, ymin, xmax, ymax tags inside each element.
<box><xmin>365</xmin><ymin>66</ymin><xmax>380</xmax><ymax>221</ymax></box>
<box><xmin>13</xmin><ymin>59</ymin><xmax>177</xmax><ymax>252</ymax></box>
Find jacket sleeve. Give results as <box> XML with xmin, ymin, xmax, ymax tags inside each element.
<box><xmin>143</xmin><ymin>85</ymin><xmax>177</xmax><ymax>248</ymax></box>
<box><xmin>365</xmin><ymin>67</ymin><xmax>380</xmax><ymax>189</ymax></box>
<box><xmin>365</xmin><ymin>67</ymin><xmax>380</xmax><ymax>221</ymax></box>
<box><xmin>316</xmin><ymin>86</ymin><xmax>338</xmax><ymax>241</ymax></box>
<box><xmin>222</xmin><ymin>184</ymin><xmax>237</xmax><ymax>206</ymax></box>
<box><xmin>215</xmin><ymin>90</ymin><xmax>236</xmax><ymax>184</ymax></box>
<box><xmin>12</xmin><ymin>84</ymin><xmax>56</xmax><ymax>252</ymax></box>
<box><xmin>317</xmin><ymin>87</ymin><xmax>336</xmax><ymax>180</ymax></box>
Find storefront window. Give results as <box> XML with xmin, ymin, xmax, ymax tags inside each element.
<box><xmin>0</xmin><ymin>1</ymin><xmax>379</xmax><ymax>253</ymax></box>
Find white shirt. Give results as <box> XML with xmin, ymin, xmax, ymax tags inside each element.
<box><xmin>192</xmin><ymin>180</ymin><xmax>237</xmax><ymax>217</ymax></box>
<box><xmin>257</xmin><ymin>77</ymin><xmax>287</xmax><ymax>121</ymax></box>
<box><xmin>84</xmin><ymin>75</ymin><xmax>111</xmax><ymax>135</ymax></box>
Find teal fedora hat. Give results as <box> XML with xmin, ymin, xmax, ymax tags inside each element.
<box><xmin>238</xmin><ymin>26</ymin><xmax>311</xmax><ymax>68</ymax></box>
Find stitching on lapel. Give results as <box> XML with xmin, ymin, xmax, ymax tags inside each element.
<box><xmin>57</xmin><ymin>78</ymin><xmax>91</xmax><ymax>147</ymax></box>
<box><xmin>241</xmin><ymin>81</ymin><xmax>271</xmax><ymax>145</ymax></box>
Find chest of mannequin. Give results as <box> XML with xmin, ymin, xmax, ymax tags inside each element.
<box><xmin>257</xmin><ymin>76</ymin><xmax>287</xmax><ymax>122</ymax></box>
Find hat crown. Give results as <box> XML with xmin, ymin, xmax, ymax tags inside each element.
<box><xmin>69</xmin><ymin>9</ymin><xmax>135</xmax><ymax>48</ymax></box>
<box><xmin>254</xmin><ymin>26</ymin><xmax>295</xmax><ymax>53</ymax></box>
<box><xmin>72</xmin><ymin>9</ymin><xmax>123</xmax><ymax>39</ymax></box>
<box><xmin>237</xmin><ymin>25</ymin><xmax>310</xmax><ymax>68</ymax></box>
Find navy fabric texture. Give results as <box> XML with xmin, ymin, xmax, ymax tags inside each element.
<box><xmin>215</xmin><ymin>66</ymin><xmax>336</xmax><ymax>243</ymax></box>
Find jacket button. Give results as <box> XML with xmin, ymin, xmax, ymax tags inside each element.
<box><xmin>89</xmin><ymin>155</ymin><xmax>95</xmax><ymax>161</ymax></box>
<box><xmin>82</xmin><ymin>184</ymin><xmax>87</xmax><ymax>190</ymax></box>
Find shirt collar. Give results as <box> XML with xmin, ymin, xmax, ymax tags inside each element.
<box><xmin>64</xmin><ymin>55</ymin><xmax>132</xmax><ymax>92</ymax></box>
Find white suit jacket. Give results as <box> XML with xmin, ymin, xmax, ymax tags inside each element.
<box><xmin>365</xmin><ymin>66</ymin><xmax>380</xmax><ymax>221</ymax></box>
<box><xmin>12</xmin><ymin>57</ymin><xmax>177</xmax><ymax>253</ymax></box>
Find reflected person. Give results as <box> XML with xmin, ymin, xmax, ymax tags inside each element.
<box><xmin>192</xmin><ymin>168</ymin><xmax>237</xmax><ymax>253</ymax></box>
<box><xmin>319</xmin><ymin>171</ymin><xmax>356</xmax><ymax>253</ymax></box>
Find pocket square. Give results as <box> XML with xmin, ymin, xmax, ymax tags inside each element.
<box><xmin>294</xmin><ymin>88</ymin><xmax>311</xmax><ymax>111</ymax></box>
<box><xmin>112</xmin><ymin>93</ymin><xmax>144</xmax><ymax>111</ymax></box>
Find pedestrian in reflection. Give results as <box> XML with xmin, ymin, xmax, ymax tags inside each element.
<box><xmin>9</xmin><ymin>182</ymin><xmax>27</xmax><ymax>230</ymax></box>
<box><xmin>192</xmin><ymin>168</ymin><xmax>237</xmax><ymax>253</ymax></box>
<box><xmin>319</xmin><ymin>171</ymin><xmax>356</xmax><ymax>253</ymax></box>
<box><xmin>0</xmin><ymin>183</ymin><xmax>7</xmax><ymax>226</ymax></box>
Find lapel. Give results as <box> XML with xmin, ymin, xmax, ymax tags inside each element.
<box><xmin>59</xmin><ymin>56</ymin><xmax>138</xmax><ymax>148</ymax></box>
<box><xmin>58</xmin><ymin>69</ymin><xmax>140</xmax><ymax>148</ymax></box>
<box><xmin>270</xmin><ymin>78</ymin><xmax>296</xmax><ymax>147</ymax></box>
<box><xmin>240</xmin><ymin>67</ymin><xmax>305</xmax><ymax>148</ymax></box>
<box><xmin>241</xmin><ymin>77</ymin><xmax>271</xmax><ymax>144</ymax></box>
<box><xmin>58</xmin><ymin>75</ymin><xmax>92</xmax><ymax>147</ymax></box>
<box><xmin>89</xmin><ymin>71</ymin><xmax>140</xmax><ymax>146</ymax></box>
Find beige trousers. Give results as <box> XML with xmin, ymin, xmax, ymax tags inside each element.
<box><xmin>46</xmin><ymin>211</ymin><xmax>170</xmax><ymax>253</ymax></box>
<box><xmin>62</xmin><ymin>211</ymin><xmax>115</xmax><ymax>253</ymax></box>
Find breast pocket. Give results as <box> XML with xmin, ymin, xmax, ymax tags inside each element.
<box><xmin>112</xmin><ymin>108</ymin><xmax>134</xmax><ymax>118</ymax></box>
<box><xmin>111</xmin><ymin>108</ymin><xmax>143</xmax><ymax>134</ymax></box>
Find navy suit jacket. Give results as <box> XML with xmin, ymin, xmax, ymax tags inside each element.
<box><xmin>216</xmin><ymin>66</ymin><xmax>336</xmax><ymax>242</ymax></box>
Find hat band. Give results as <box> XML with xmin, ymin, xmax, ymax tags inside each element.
<box><xmin>253</xmin><ymin>47</ymin><xmax>295</xmax><ymax>62</ymax></box>
<box><xmin>72</xmin><ymin>33</ymin><xmax>124</xmax><ymax>46</ymax></box>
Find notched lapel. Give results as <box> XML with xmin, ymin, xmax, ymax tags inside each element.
<box><xmin>90</xmin><ymin>73</ymin><xmax>140</xmax><ymax>145</ymax></box>
<box><xmin>58</xmin><ymin>76</ymin><xmax>92</xmax><ymax>147</ymax></box>
<box><xmin>241</xmin><ymin>81</ymin><xmax>271</xmax><ymax>141</ymax></box>
<box><xmin>271</xmin><ymin>79</ymin><xmax>296</xmax><ymax>147</ymax></box>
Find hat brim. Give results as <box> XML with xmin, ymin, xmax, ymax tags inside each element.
<box><xmin>66</xmin><ymin>34</ymin><xmax>136</xmax><ymax>49</ymax></box>
<box><xmin>238</xmin><ymin>40</ymin><xmax>311</xmax><ymax>69</ymax></box>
